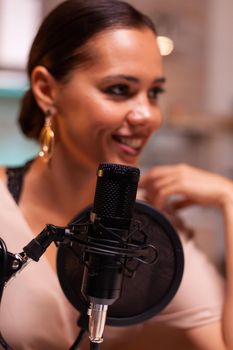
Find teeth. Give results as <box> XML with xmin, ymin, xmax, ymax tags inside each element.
<box><xmin>118</xmin><ymin>137</ymin><xmax>143</xmax><ymax>148</ymax></box>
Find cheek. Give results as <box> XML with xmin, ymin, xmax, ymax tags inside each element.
<box><xmin>82</xmin><ymin>100</ymin><xmax>125</xmax><ymax>130</ymax></box>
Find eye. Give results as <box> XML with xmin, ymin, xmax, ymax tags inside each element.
<box><xmin>104</xmin><ymin>84</ymin><xmax>130</xmax><ymax>97</ymax></box>
<box><xmin>148</xmin><ymin>86</ymin><xmax>165</xmax><ymax>100</ymax></box>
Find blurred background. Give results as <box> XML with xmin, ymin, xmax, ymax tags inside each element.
<box><xmin>0</xmin><ymin>0</ymin><xmax>232</xmax><ymax>268</ymax></box>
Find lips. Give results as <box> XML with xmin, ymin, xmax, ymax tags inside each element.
<box><xmin>114</xmin><ymin>135</ymin><xmax>143</xmax><ymax>147</ymax></box>
<box><xmin>112</xmin><ymin>134</ymin><xmax>146</xmax><ymax>155</ymax></box>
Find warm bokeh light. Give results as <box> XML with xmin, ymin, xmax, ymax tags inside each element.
<box><xmin>157</xmin><ymin>36</ymin><xmax>174</xmax><ymax>56</ymax></box>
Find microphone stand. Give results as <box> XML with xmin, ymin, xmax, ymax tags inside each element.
<box><xmin>0</xmin><ymin>225</ymin><xmax>84</xmax><ymax>350</ymax></box>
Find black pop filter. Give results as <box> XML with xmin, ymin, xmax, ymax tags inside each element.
<box><xmin>56</xmin><ymin>201</ymin><xmax>184</xmax><ymax>327</ymax></box>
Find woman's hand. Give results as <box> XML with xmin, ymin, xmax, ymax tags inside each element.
<box><xmin>139</xmin><ymin>164</ymin><xmax>233</xmax><ymax>211</ymax></box>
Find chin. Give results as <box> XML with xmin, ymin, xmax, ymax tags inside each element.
<box><xmin>122</xmin><ymin>159</ymin><xmax>139</xmax><ymax>167</ymax></box>
<box><xmin>106</xmin><ymin>155</ymin><xmax>139</xmax><ymax>167</ymax></box>
<box><xmin>97</xmin><ymin>148</ymin><xmax>140</xmax><ymax>168</ymax></box>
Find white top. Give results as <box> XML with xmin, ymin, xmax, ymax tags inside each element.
<box><xmin>0</xmin><ymin>180</ymin><xmax>225</xmax><ymax>349</ymax></box>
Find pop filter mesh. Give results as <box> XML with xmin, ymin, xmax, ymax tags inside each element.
<box><xmin>56</xmin><ymin>201</ymin><xmax>184</xmax><ymax>326</ymax></box>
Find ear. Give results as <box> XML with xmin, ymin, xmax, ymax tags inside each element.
<box><xmin>31</xmin><ymin>66</ymin><xmax>58</xmax><ymax>113</ymax></box>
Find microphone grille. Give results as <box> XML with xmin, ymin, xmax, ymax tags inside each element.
<box><xmin>93</xmin><ymin>163</ymin><xmax>140</xmax><ymax>220</ymax></box>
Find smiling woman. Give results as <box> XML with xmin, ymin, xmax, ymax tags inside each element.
<box><xmin>40</xmin><ymin>28</ymin><xmax>164</xmax><ymax>167</ymax></box>
<box><xmin>0</xmin><ymin>1</ymin><xmax>167</xmax><ymax>348</ymax></box>
<box><xmin>0</xmin><ymin>1</ymin><xmax>233</xmax><ymax>350</ymax></box>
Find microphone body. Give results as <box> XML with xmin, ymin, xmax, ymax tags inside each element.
<box><xmin>81</xmin><ymin>163</ymin><xmax>140</xmax><ymax>343</ymax></box>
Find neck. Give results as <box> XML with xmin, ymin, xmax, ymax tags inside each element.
<box><xmin>27</xmin><ymin>153</ymin><xmax>98</xmax><ymax>224</ymax></box>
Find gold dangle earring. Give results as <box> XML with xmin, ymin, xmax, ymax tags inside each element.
<box><xmin>39</xmin><ymin>109</ymin><xmax>55</xmax><ymax>163</ymax></box>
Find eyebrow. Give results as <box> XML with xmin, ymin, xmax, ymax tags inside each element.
<box><xmin>103</xmin><ymin>75</ymin><xmax>166</xmax><ymax>84</ymax></box>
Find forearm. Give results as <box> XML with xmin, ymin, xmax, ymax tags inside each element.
<box><xmin>140</xmin><ymin>165</ymin><xmax>233</xmax><ymax>349</ymax></box>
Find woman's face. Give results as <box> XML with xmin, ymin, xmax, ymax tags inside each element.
<box><xmin>54</xmin><ymin>27</ymin><xmax>165</xmax><ymax>169</ymax></box>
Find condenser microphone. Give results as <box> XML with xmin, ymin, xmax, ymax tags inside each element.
<box><xmin>0</xmin><ymin>161</ymin><xmax>184</xmax><ymax>350</ymax></box>
<box><xmin>81</xmin><ymin>163</ymin><xmax>140</xmax><ymax>343</ymax></box>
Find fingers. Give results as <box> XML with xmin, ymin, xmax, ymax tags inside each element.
<box><xmin>139</xmin><ymin>163</ymin><xmax>233</xmax><ymax>210</ymax></box>
<box><xmin>139</xmin><ymin>164</ymin><xmax>197</xmax><ymax>210</ymax></box>
<box><xmin>139</xmin><ymin>165</ymin><xmax>182</xmax><ymax>207</ymax></box>
<box><xmin>140</xmin><ymin>165</ymin><xmax>176</xmax><ymax>186</ymax></box>
<box><xmin>170</xmin><ymin>198</ymin><xmax>195</xmax><ymax>210</ymax></box>
<box><xmin>144</xmin><ymin>181</ymin><xmax>184</xmax><ymax>210</ymax></box>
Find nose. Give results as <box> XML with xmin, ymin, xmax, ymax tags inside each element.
<box><xmin>126</xmin><ymin>103</ymin><xmax>152</xmax><ymax>126</ymax></box>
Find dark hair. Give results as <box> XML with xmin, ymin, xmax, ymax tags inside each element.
<box><xmin>18</xmin><ymin>0</ymin><xmax>156</xmax><ymax>139</ymax></box>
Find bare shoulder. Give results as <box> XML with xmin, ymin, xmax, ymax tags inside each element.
<box><xmin>0</xmin><ymin>166</ymin><xmax>7</xmax><ymax>184</ymax></box>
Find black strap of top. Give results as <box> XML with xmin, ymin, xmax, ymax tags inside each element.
<box><xmin>0</xmin><ymin>333</ymin><xmax>13</xmax><ymax>350</ymax></box>
<box><xmin>6</xmin><ymin>160</ymin><xmax>34</xmax><ymax>204</ymax></box>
